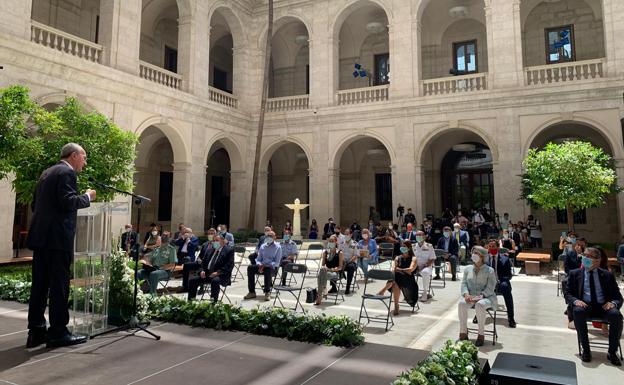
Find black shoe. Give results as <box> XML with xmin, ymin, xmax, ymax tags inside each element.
<box><xmin>607</xmin><ymin>352</ymin><xmax>622</xmax><ymax>366</ymax></box>
<box><xmin>451</xmin><ymin>276</ymin><xmax>456</xmax><ymax>281</ymax></box>
<box><xmin>433</xmin><ymin>276</ymin><xmax>441</xmax><ymax>280</ymax></box>
<box><xmin>580</xmin><ymin>349</ymin><xmax>592</xmax><ymax>363</ymax></box>
<box><xmin>508</xmin><ymin>319</ymin><xmax>517</xmax><ymax>328</ymax></box>
<box><xmin>344</xmin><ymin>289</ymin><xmax>350</xmax><ymax>295</ymax></box>
<box><xmin>328</xmin><ymin>284</ymin><xmax>337</xmax><ymax>294</ymax></box>
<box><xmin>472</xmin><ymin>316</ymin><xmax>478</xmax><ymax>324</ymax></box>
<box><xmin>26</xmin><ymin>328</ymin><xmax>47</xmax><ymax>348</ymax></box>
<box><xmin>46</xmin><ymin>333</ymin><xmax>88</xmax><ymax>349</ymax></box>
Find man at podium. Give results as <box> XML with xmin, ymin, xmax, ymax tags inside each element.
<box><xmin>26</xmin><ymin>143</ymin><xmax>96</xmax><ymax>349</ymax></box>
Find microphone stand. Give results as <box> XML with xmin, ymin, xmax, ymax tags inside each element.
<box><xmin>89</xmin><ymin>179</ymin><xmax>160</xmax><ymax>341</ymax></box>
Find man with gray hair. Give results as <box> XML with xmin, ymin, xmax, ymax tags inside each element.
<box><xmin>26</xmin><ymin>143</ymin><xmax>96</xmax><ymax>348</ymax></box>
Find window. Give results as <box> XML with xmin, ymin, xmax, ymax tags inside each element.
<box><xmin>213</xmin><ymin>67</ymin><xmax>230</xmax><ymax>93</ymax></box>
<box><xmin>453</xmin><ymin>40</ymin><xmax>477</xmax><ymax>74</ymax></box>
<box><xmin>556</xmin><ymin>208</ymin><xmax>586</xmax><ymax>225</ymax></box>
<box><xmin>545</xmin><ymin>25</ymin><xmax>575</xmax><ymax>64</ymax></box>
<box><xmin>164</xmin><ymin>45</ymin><xmax>178</xmax><ymax>73</ymax></box>
<box><xmin>374</xmin><ymin>53</ymin><xmax>390</xmax><ymax>85</ymax></box>
<box><xmin>158</xmin><ymin>172</ymin><xmax>173</xmax><ymax>221</ymax></box>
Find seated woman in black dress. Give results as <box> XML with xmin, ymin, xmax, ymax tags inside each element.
<box><xmin>377</xmin><ymin>240</ymin><xmax>419</xmax><ymax>315</ymax></box>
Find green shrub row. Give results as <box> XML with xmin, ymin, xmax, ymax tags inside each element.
<box><xmin>392</xmin><ymin>340</ymin><xmax>481</xmax><ymax>385</ymax></box>
<box><xmin>146</xmin><ymin>295</ymin><xmax>364</xmax><ymax>348</ymax></box>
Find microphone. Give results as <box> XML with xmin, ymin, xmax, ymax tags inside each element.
<box><xmin>87</xmin><ymin>177</ymin><xmax>151</xmax><ymax>203</ymax></box>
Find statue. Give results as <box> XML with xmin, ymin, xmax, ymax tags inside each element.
<box><xmin>284</xmin><ymin>198</ymin><xmax>309</xmax><ymax>239</ymax></box>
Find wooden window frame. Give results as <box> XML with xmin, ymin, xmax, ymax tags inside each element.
<box><xmin>452</xmin><ymin>40</ymin><xmax>478</xmax><ymax>74</ymax></box>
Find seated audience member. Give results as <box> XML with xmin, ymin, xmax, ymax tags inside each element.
<box><xmin>278</xmin><ymin>229</ymin><xmax>299</xmax><ymax>286</ymax></box>
<box><xmin>315</xmin><ymin>235</ymin><xmax>345</xmax><ymax>305</ymax></box>
<box><xmin>173</xmin><ymin>222</ymin><xmax>185</xmax><ymax>241</ymax></box>
<box><xmin>563</xmin><ymin>238</ymin><xmax>586</xmax><ymax>327</ymax></box>
<box><xmin>435</xmin><ymin>226</ymin><xmax>459</xmax><ymax>281</ymax></box>
<box><xmin>402</xmin><ymin>223</ymin><xmax>418</xmax><ymax>243</ymax></box>
<box><xmin>565</xmin><ymin>247</ymin><xmax>623</xmax><ymax>365</ymax></box>
<box><xmin>187</xmin><ymin>235</ymin><xmax>234</xmax><ymax>302</ymax></box>
<box><xmin>413</xmin><ymin>231</ymin><xmax>436</xmax><ymax>302</ymax></box>
<box><xmin>248</xmin><ymin>226</ymin><xmax>272</xmax><ymax>264</ymax></box>
<box><xmin>141</xmin><ymin>225</ymin><xmax>161</xmax><ymax>258</ymax></box>
<box><xmin>498</xmin><ymin>229</ymin><xmax>517</xmax><ymax>259</ymax></box>
<box><xmin>143</xmin><ymin>222</ymin><xmax>159</xmax><ymax>244</ymax></box>
<box><xmin>217</xmin><ymin>224</ymin><xmax>235</xmax><ymax>247</ymax></box>
<box><xmin>377</xmin><ymin>240</ymin><xmax>418</xmax><ymax>315</ymax></box>
<box><xmin>137</xmin><ymin>231</ymin><xmax>177</xmax><ymax>295</ymax></box>
<box><xmin>487</xmin><ymin>240</ymin><xmax>516</xmax><ymax>328</ymax></box>
<box><xmin>309</xmin><ymin>219</ymin><xmax>319</xmax><ymax>239</ymax></box>
<box><xmin>617</xmin><ymin>236</ymin><xmax>624</xmax><ymax>282</ymax></box>
<box><xmin>181</xmin><ymin>228</ymin><xmax>216</xmax><ymax>292</ymax></box>
<box><xmin>452</xmin><ymin>223</ymin><xmax>470</xmax><ymax>263</ymax></box>
<box><xmin>340</xmin><ymin>228</ymin><xmax>358</xmax><ymax>294</ymax></box>
<box><xmin>356</xmin><ymin>228</ymin><xmax>378</xmax><ymax>281</ymax></box>
<box><xmin>458</xmin><ymin>246</ymin><xmax>497</xmax><ymax>347</ymax></box>
<box><xmin>174</xmin><ymin>227</ymin><xmax>200</xmax><ymax>263</ymax></box>
<box><xmin>244</xmin><ymin>231</ymin><xmax>282</xmax><ymax>301</ymax></box>
<box><xmin>120</xmin><ymin>224</ymin><xmax>137</xmax><ymax>255</ymax></box>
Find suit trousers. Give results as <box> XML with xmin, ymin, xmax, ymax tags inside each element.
<box><xmin>497</xmin><ymin>280</ymin><xmax>515</xmax><ymax>320</ymax></box>
<box><xmin>182</xmin><ymin>261</ymin><xmax>201</xmax><ymax>289</ymax></box>
<box><xmin>188</xmin><ymin>276</ymin><xmax>223</xmax><ymax>301</ymax></box>
<box><xmin>28</xmin><ymin>249</ymin><xmax>72</xmax><ymax>337</ymax></box>
<box><xmin>435</xmin><ymin>255</ymin><xmax>458</xmax><ymax>278</ymax></box>
<box><xmin>573</xmin><ymin>304</ymin><xmax>623</xmax><ymax>353</ymax></box>
<box><xmin>247</xmin><ymin>265</ymin><xmax>274</xmax><ymax>294</ymax></box>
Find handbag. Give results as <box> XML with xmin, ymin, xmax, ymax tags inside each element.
<box><xmin>305</xmin><ymin>288</ymin><xmax>318</xmax><ymax>303</ymax></box>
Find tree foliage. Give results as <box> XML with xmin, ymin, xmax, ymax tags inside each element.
<box><xmin>0</xmin><ymin>85</ymin><xmax>138</xmax><ymax>203</ymax></box>
<box><xmin>521</xmin><ymin>141</ymin><xmax>620</xmax><ymax>219</ymax></box>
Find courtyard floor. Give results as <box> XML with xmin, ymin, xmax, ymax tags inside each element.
<box><xmin>1</xmin><ymin>250</ymin><xmax>623</xmax><ymax>384</ymax></box>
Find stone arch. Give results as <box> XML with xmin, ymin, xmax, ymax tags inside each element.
<box><xmin>417</xmin><ymin>123</ymin><xmax>499</xmax><ymax>165</ymax></box>
<box><xmin>203</xmin><ymin>134</ymin><xmax>244</xmax><ymax>171</ymax></box>
<box><xmin>520</xmin><ymin>0</ymin><xmax>603</xmax><ymax>28</ymax></box>
<box><xmin>208</xmin><ymin>2</ymin><xmax>247</xmax><ymax>48</ymax></box>
<box><xmin>331</xmin><ymin>0</ymin><xmax>393</xmax><ymax>40</ymax></box>
<box><xmin>134</xmin><ymin>116</ymin><xmax>190</xmax><ymax>165</ymax></box>
<box><xmin>259</xmin><ymin>137</ymin><xmax>313</xmax><ymax>171</ymax></box>
<box><xmin>416</xmin><ymin>0</ymin><xmax>489</xmax><ymax>22</ymax></box>
<box><xmin>33</xmin><ymin>91</ymin><xmax>97</xmax><ymax>112</ymax></box>
<box><xmin>256</xmin><ymin>14</ymin><xmax>313</xmax><ymax>51</ymax></box>
<box><xmin>332</xmin><ymin>132</ymin><xmax>396</xmax><ymax>170</ymax></box>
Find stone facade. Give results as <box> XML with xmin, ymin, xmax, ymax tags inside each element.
<box><xmin>1</xmin><ymin>0</ymin><xmax>624</xmax><ymax>261</ymax></box>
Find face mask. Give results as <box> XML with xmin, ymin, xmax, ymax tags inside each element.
<box><xmin>217</xmin><ymin>227</ymin><xmax>222</xmax><ymax>232</ymax></box>
<box><xmin>212</xmin><ymin>241</ymin><xmax>220</xmax><ymax>249</ymax></box>
<box><xmin>344</xmin><ymin>236</ymin><xmax>351</xmax><ymax>242</ymax></box>
<box><xmin>581</xmin><ymin>256</ymin><xmax>595</xmax><ymax>269</ymax></box>
<box><xmin>284</xmin><ymin>235</ymin><xmax>290</xmax><ymax>241</ymax></box>
<box><xmin>328</xmin><ymin>242</ymin><xmax>336</xmax><ymax>249</ymax></box>
<box><xmin>443</xmin><ymin>231</ymin><xmax>450</xmax><ymax>238</ymax></box>
<box><xmin>266</xmin><ymin>238</ymin><xmax>274</xmax><ymax>245</ymax></box>
<box><xmin>489</xmin><ymin>248</ymin><xmax>498</xmax><ymax>256</ymax></box>
<box><xmin>471</xmin><ymin>254</ymin><xmax>481</xmax><ymax>264</ymax></box>
<box><xmin>508</xmin><ymin>227</ymin><xmax>513</xmax><ymax>232</ymax></box>
<box><xmin>570</xmin><ymin>237</ymin><xmax>577</xmax><ymax>244</ymax></box>
<box><xmin>363</xmin><ymin>234</ymin><xmax>369</xmax><ymax>239</ymax></box>
<box><xmin>207</xmin><ymin>234</ymin><xmax>214</xmax><ymax>241</ymax></box>
<box><xmin>400</xmin><ymin>247</ymin><xmax>409</xmax><ymax>254</ymax></box>
<box><xmin>503</xmin><ymin>234</ymin><xmax>509</xmax><ymax>239</ymax></box>
<box><xmin>151</xmin><ymin>231</ymin><xmax>157</xmax><ymax>236</ymax></box>
<box><xmin>125</xmin><ymin>228</ymin><xmax>131</xmax><ymax>233</ymax></box>
<box><xmin>416</xmin><ymin>236</ymin><xmax>424</xmax><ymax>243</ymax></box>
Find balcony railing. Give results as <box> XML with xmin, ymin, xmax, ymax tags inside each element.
<box><xmin>525</xmin><ymin>58</ymin><xmax>605</xmax><ymax>86</ymax></box>
<box><xmin>139</xmin><ymin>61</ymin><xmax>183</xmax><ymax>90</ymax></box>
<box><xmin>209</xmin><ymin>86</ymin><xmax>238</xmax><ymax>108</ymax></box>
<box><xmin>267</xmin><ymin>94</ymin><xmax>309</xmax><ymax>112</ymax></box>
<box><xmin>337</xmin><ymin>84</ymin><xmax>389</xmax><ymax>105</ymax></box>
<box><xmin>31</xmin><ymin>20</ymin><xmax>102</xmax><ymax>63</ymax></box>
<box><xmin>422</xmin><ymin>73</ymin><xmax>487</xmax><ymax>96</ymax></box>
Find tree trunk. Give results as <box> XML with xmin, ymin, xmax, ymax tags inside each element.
<box><xmin>566</xmin><ymin>203</ymin><xmax>575</xmax><ymax>232</ymax></box>
<box><xmin>246</xmin><ymin>0</ymin><xmax>273</xmax><ymax>230</ymax></box>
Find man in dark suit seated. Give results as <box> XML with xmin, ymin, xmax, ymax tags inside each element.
<box><xmin>120</xmin><ymin>224</ymin><xmax>138</xmax><ymax>254</ymax></box>
<box><xmin>565</xmin><ymin>247</ymin><xmax>623</xmax><ymax>365</ymax></box>
<box><xmin>174</xmin><ymin>227</ymin><xmax>200</xmax><ymax>263</ymax></box>
<box><xmin>187</xmin><ymin>235</ymin><xmax>234</xmax><ymax>302</ymax></box>
<box><xmin>486</xmin><ymin>240</ymin><xmax>516</xmax><ymax>328</ymax></box>
<box><xmin>180</xmin><ymin>228</ymin><xmax>216</xmax><ymax>292</ymax></box>
<box><xmin>435</xmin><ymin>226</ymin><xmax>459</xmax><ymax>281</ymax></box>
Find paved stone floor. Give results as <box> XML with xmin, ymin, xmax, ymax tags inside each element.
<box><xmin>1</xmin><ymin>249</ymin><xmax>623</xmax><ymax>384</ymax></box>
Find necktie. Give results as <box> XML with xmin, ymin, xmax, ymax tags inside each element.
<box><xmin>589</xmin><ymin>270</ymin><xmax>598</xmax><ymax>306</ymax></box>
<box><xmin>208</xmin><ymin>249</ymin><xmax>221</xmax><ymax>271</ymax></box>
<box><xmin>456</xmin><ymin>232</ymin><xmax>460</xmax><ymax>242</ymax></box>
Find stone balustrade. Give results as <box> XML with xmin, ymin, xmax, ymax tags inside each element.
<box><xmin>31</xmin><ymin>20</ymin><xmax>102</xmax><ymax>63</ymax></box>
<box><xmin>209</xmin><ymin>86</ymin><xmax>238</xmax><ymax>108</ymax></box>
<box><xmin>422</xmin><ymin>73</ymin><xmax>488</xmax><ymax>96</ymax></box>
<box><xmin>267</xmin><ymin>94</ymin><xmax>309</xmax><ymax>112</ymax></box>
<box><xmin>336</xmin><ymin>84</ymin><xmax>389</xmax><ymax>105</ymax></box>
<box><xmin>525</xmin><ymin>58</ymin><xmax>605</xmax><ymax>86</ymax></box>
<box><xmin>139</xmin><ymin>61</ymin><xmax>183</xmax><ymax>90</ymax></box>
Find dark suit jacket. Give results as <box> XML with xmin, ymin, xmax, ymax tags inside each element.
<box><xmin>27</xmin><ymin>162</ymin><xmax>90</xmax><ymax>252</ymax></box>
<box><xmin>562</xmin><ymin>249</ymin><xmax>581</xmax><ymax>274</ymax></box>
<box><xmin>489</xmin><ymin>254</ymin><xmax>513</xmax><ymax>282</ymax></box>
<box><xmin>197</xmin><ymin>241</ymin><xmax>214</xmax><ymax>261</ymax></box>
<box><xmin>120</xmin><ymin>231</ymin><xmax>138</xmax><ymax>252</ymax></box>
<box><xmin>565</xmin><ymin>268</ymin><xmax>623</xmax><ymax>309</ymax></box>
<box><xmin>436</xmin><ymin>236</ymin><xmax>459</xmax><ymax>256</ymax></box>
<box><xmin>452</xmin><ymin>230</ymin><xmax>470</xmax><ymax>248</ymax></box>
<box><xmin>201</xmin><ymin>246</ymin><xmax>235</xmax><ymax>286</ymax></box>
<box><xmin>174</xmin><ymin>235</ymin><xmax>200</xmax><ymax>259</ymax></box>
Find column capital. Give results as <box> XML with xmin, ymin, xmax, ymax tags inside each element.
<box><xmin>328</xmin><ymin>168</ymin><xmax>340</xmax><ymax>177</ymax></box>
<box><xmin>172</xmin><ymin>162</ymin><xmax>193</xmax><ymax>172</ymax></box>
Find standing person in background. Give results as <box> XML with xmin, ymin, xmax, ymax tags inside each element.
<box><xmin>309</xmin><ymin>219</ymin><xmax>319</xmax><ymax>239</ymax></box>
<box><xmin>120</xmin><ymin>224</ymin><xmax>137</xmax><ymax>255</ymax></box>
<box><xmin>526</xmin><ymin>215</ymin><xmax>543</xmax><ymax>249</ymax></box>
<box><xmin>396</xmin><ymin>203</ymin><xmax>405</xmax><ymax>226</ymax></box>
<box><xmin>404</xmin><ymin>209</ymin><xmax>416</xmax><ymax>229</ymax></box>
<box><xmin>499</xmin><ymin>213</ymin><xmax>511</xmax><ymax>231</ymax></box>
<box><xmin>26</xmin><ymin>143</ymin><xmax>95</xmax><ymax>349</ymax></box>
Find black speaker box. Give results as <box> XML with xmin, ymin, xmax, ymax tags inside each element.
<box><xmin>487</xmin><ymin>353</ymin><xmax>577</xmax><ymax>385</ymax></box>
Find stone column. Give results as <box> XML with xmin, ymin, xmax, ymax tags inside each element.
<box><xmin>177</xmin><ymin>4</ymin><xmax>210</xmax><ymax>98</ymax></box>
<box><xmin>171</xmin><ymin>162</ymin><xmax>193</xmax><ymax>229</ymax></box>
<box><xmin>486</xmin><ymin>0</ymin><xmax>524</xmax><ymax>89</ymax></box>
<box><xmin>412</xmin><ymin>20</ymin><xmax>423</xmax><ymax>96</ymax></box>
<box><xmin>602</xmin><ymin>0</ymin><xmax>624</xmax><ymax>78</ymax></box>
<box><xmin>188</xmin><ymin>162</ymin><xmax>206</xmax><ymax>232</ymax></box>
<box><xmin>328</xmin><ymin>168</ymin><xmax>341</xmax><ymax>224</ymax></box>
<box><xmin>388</xmin><ymin>6</ymin><xmax>415</xmax><ymax>100</ymax></box>
<box><xmin>233</xmin><ymin>47</ymin><xmax>263</xmax><ymax>112</ymax></box>
<box><xmin>414</xmin><ymin>165</ymin><xmax>424</xmax><ymax>225</ymax></box>
<box><xmin>0</xmin><ymin>0</ymin><xmax>31</xmax><ymax>40</ymax></box>
<box><xmin>253</xmin><ymin>171</ymin><xmax>269</xmax><ymax>230</ymax></box>
<box><xmin>229</xmin><ymin>169</ymin><xmax>248</xmax><ymax>231</ymax></box>
<box><xmin>308</xmin><ymin>10</ymin><xmax>333</xmax><ymax>108</ymax></box>
<box><xmin>0</xmin><ymin>177</ymin><xmax>16</xmax><ymax>261</ymax></box>
<box><xmin>99</xmin><ymin>0</ymin><xmax>141</xmax><ymax>74</ymax></box>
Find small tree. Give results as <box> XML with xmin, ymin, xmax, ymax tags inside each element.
<box><xmin>521</xmin><ymin>141</ymin><xmax>620</xmax><ymax>231</ymax></box>
<box><xmin>0</xmin><ymin>85</ymin><xmax>138</xmax><ymax>203</ymax></box>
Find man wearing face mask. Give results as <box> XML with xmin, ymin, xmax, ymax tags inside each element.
<box><xmin>404</xmin><ymin>209</ymin><xmax>416</xmax><ymax>229</ymax></box>
<box><xmin>414</xmin><ymin>230</ymin><xmax>436</xmax><ymax>302</ymax></box>
<box><xmin>218</xmin><ymin>224</ymin><xmax>235</xmax><ymax>247</ymax></box>
<box><xmin>137</xmin><ymin>231</ymin><xmax>177</xmax><ymax>295</ymax></box>
<box><xmin>248</xmin><ymin>226</ymin><xmax>272</xmax><ymax>265</ymax></box>
<box><xmin>120</xmin><ymin>224</ymin><xmax>137</xmax><ymax>255</ymax></box>
<box><xmin>452</xmin><ymin>223</ymin><xmax>470</xmax><ymax>263</ymax></box>
<box><xmin>323</xmin><ymin>218</ymin><xmax>336</xmax><ymax>240</ymax></box>
<box><xmin>436</xmin><ymin>226</ymin><xmax>459</xmax><ymax>281</ymax></box>
<box><xmin>357</xmin><ymin>229</ymin><xmax>378</xmax><ymax>281</ymax></box>
<box><xmin>174</xmin><ymin>228</ymin><xmax>200</xmax><ymax>263</ymax></box>
<box><xmin>486</xmin><ymin>240</ymin><xmax>516</xmax><ymax>328</ymax></box>
<box><xmin>565</xmin><ymin>247</ymin><xmax>623</xmax><ymax>365</ymax></box>
<box><xmin>180</xmin><ymin>228</ymin><xmax>217</xmax><ymax>292</ymax></box>
<box><xmin>245</xmin><ymin>231</ymin><xmax>282</xmax><ymax>301</ymax></box>
<box><xmin>278</xmin><ymin>229</ymin><xmax>299</xmax><ymax>286</ymax></box>
<box><xmin>340</xmin><ymin>228</ymin><xmax>358</xmax><ymax>294</ymax></box>
<box><xmin>187</xmin><ymin>235</ymin><xmax>234</xmax><ymax>302</ymax></box>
